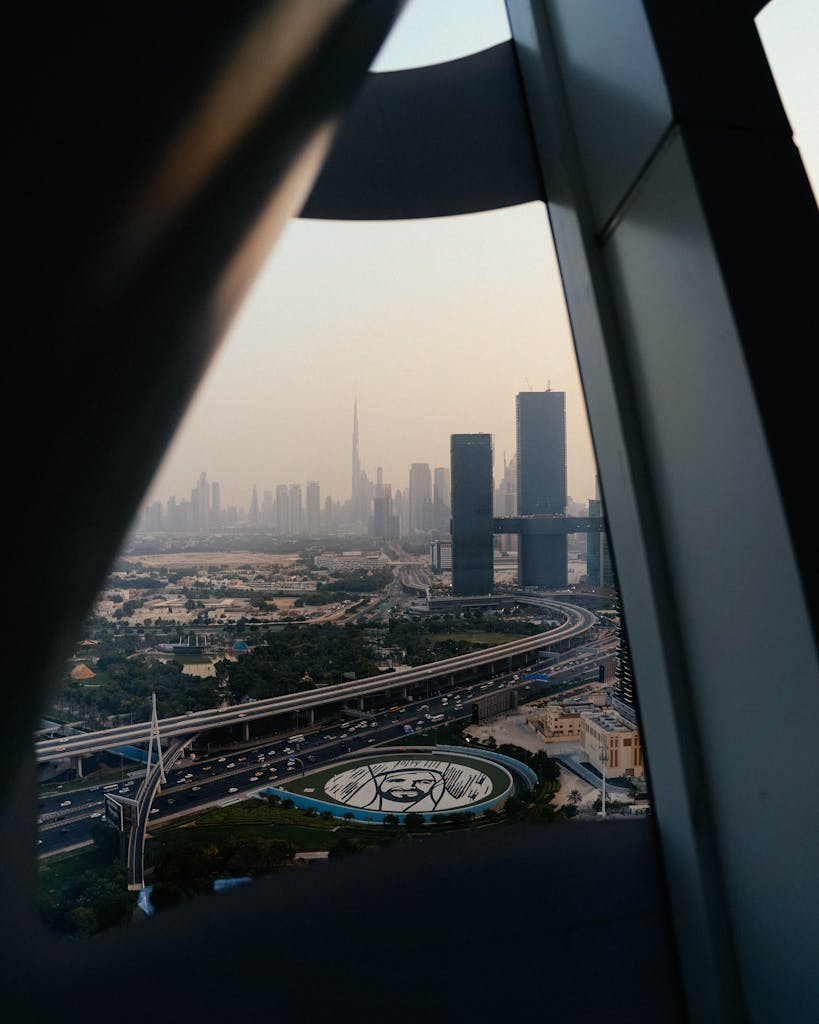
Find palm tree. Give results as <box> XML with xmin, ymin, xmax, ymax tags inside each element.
<box><xmin>569</xmin><ymin>789</ymin><xmax>582</xmax><ymax>806</ymax></box>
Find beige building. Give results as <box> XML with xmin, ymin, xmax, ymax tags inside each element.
<box><xmin>532</xmin><ymin>701</ymin><xmax>595</xmax><ymax>741</ymax></box>
<box><xmin>581</xmin><ymin>709</ymin><xmax>644</xmax><ymax>778</ymax></box>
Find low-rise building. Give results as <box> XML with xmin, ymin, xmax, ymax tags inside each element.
<box><xmin>581</xmin><ymin>709</ymin><xmax>644</xmax><ymax>778</ymax></box>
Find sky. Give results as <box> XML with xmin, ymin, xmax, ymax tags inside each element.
<box><xmin>145</xmin><ymin>0</ymin><xmax>817</xmax><ymax>513</ymax></box>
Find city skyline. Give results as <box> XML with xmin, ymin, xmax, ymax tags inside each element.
<box><xmin>139</xmin><ymin>0</ymin><xmax>817</xmax><ymax>517</ymax></box>
<box><xmin>142</xmin><ymin>388</ymin><xmax>602</xmax><ymax>532</ymax></box>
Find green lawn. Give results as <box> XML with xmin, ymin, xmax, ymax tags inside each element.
<box><xmin>38</xmin><ymin>844</ymin><xmax>112</xmax><ymax>892</ymax></box>
<box><xmin>149</xmin><ymin>801</ymin><xmax>405</xmax><ymax>856</ymax></box>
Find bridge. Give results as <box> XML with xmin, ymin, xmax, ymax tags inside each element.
<box><xmin>493</xmin><ymin>515</ymin><xmax>605</xmax><ymax>535</ymax></box>
<box><xmin>35</xmin><ymin>598</ymin><xmax>597</xmax><ymax>763</ymax></box>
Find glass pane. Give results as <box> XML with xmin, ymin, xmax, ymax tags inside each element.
<box><xmin>35</xmin><ymin>0</ymin><xmax>648</xmax><ymax>938</ymax></box>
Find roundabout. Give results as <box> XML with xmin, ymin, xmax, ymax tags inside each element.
<box><xmin>267</xmin><ymin>747</ymin><xmax>535</xmax><ymax>822</ymax></box>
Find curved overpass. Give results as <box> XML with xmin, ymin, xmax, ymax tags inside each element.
<box><xmin>36</xmin><ymin>598</ymin><xmax>596</xmax><ymax>762</ymax></box>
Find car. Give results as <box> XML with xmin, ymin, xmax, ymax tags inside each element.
<box><xmin>286</xmin><ymin>764</ymin><xmax>295</xmax><ymax>771</ymax></box>
<box><xmin>227</xmin><ymin>763</ymin><xmax>236</xmax><ymax>769</ymax></box>
<box><xmin>191</xmin><ymin>786</ymin><xmax>200</xmax><ymax>792</ymax></box>
<box><xmin>227</xmin><ymin>787</ymin><xmax>238</xmax><ymax>794</ymax></box>
<box><xmin>217</xmin><ymin>757</ymin><xmax>226</xmax><ymax>762</ymax></box>
<box><xmin>238</xmin><ymin>713</ymin><xmax>246</xmax><ymax>718</ymax></box>
<box><xmin>37</xmin><ymin>839</ymin><xmax>43</xmax><ymax>845</ymax></box>
<box><xmin>166</xmin><ymin>800</ymin><xmax>175</xmax><ymax>806</ymax></box>
<box><xmin>150</xmin><ymin>808</ymin><xmax>159</xmax><ymax>815</ymax></box>
<box><xmin>267</xmin><ymin>750</ymin><xmax>276</xmax><ymax>756</ymax></box>
<box><xmin>202</xmin><ymin>765</ymin><xmax>212</xmax><ymax>771</ymax></box>
<box><xmin>238</xmin><ymin>757</ymin><xmax>247</xmax><ymax>762</ymax></box>
<box><xmin>59</xmin><ymin>828</ymin><xmax>69</xmax><ymax>834</ymax></box>
<box><xmin>367</xmin><ymin>738</ymin><xmax>375</xmax><ymax>744</ymax></box>
<box><xmin>59</xmin><ymin>800</ymin><xmax>71</xmax><ymax>807</ymax></box>
<box><xmin>90</xmin><ymin>811</ymin><xmax>103</xmax><ymax>818</ymax></box>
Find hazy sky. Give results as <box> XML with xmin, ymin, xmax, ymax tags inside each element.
<box><xmin>146</xmin><ymin>0</ymin><xmax>817</xmax><ymax>513</ymax></box>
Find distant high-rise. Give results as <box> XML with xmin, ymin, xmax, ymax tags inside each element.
<box><xmin>586</xmin><ymin>476</ymin><xmax>614</xmax><ymax>588</ymax></box>
<box><xmin>433</xmin><ymin>466</ymin><xmax>450</xmax><ymax>510</ymax></box>
<box><xmin>211</xmin><ymin>481</ymin><xmax>220</xmax><ymax>525</ymax></box>
<box><xmin>516</xmin><ymin>390</ymin><xmax>567</xmax><ymax>587</ymax></box>
<box><xmin>289</xmin><ymin>483</ymin><xmax>303</xmax><ymax>535</ymax></box>
<box><xmin>261</xmin><ymin>489</ymin><xmax>274</xmax><ymax>525</ymax></box>
<box><xmin>351</xmin><ymin>399</ymin><xmax>364</xmax><ymax>524</ymax></box>
<box><xmin>196</xmin><ymin>472</ymin><xmax>210</xmax><ymax>526</ymax></box>
<box><xmin>306</xmin><ymin>480</ymin><xmax>320</xmax><ymax>535</ymax></box>
<box><xmin>451</xmin><ymin>434</ymin><xmax>494</xmax><ymax>595</ymax></box>
<box><xmin>433</xmin><ymin>466</ymin><xmax>451</xmax><ymax>531</ymax></box>
<box><xmin>408</xmin><ymin>463</ymin><xmax>432</xmax><ymax>534</ymax></box>
<box><xmin>249</xmin><ymin>484</ymin><xmax>259</xmax><ymax>524</ymax></box>
<box><xmin>275</xmin><ymin>484</ymin><xmax>290</xmax><ymax>534</ymax></box>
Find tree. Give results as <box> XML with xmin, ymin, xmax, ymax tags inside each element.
<box><xmin>403</xmin><ymin>812</ymin><xmax>425</xmax><ymax>829</ymax></box>
<box><xmin>568</xmin><ymin>789</ymin><xmax>582</xmax><ymax>806</ymax></box>
<box><xmin>382</xmin><ymin>814</ymin><xmax>399</xmax><ymax>826</ymax></box>
<box><xmin>91</xmin><ymin>821</ymin><xmax>120</xmax><ymax>862</ymax></box>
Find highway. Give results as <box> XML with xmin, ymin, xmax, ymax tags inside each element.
<box><xmin>36</xmin><ymin>599</ymin><xmax>597</xmax><ymax>762</ymax></box>
<box><xmin>37</xmin><ymin>631</ymin><xmax>616</xmax><ymax>856</ymax></box>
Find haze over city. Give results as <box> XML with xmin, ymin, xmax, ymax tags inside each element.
<box><xmin>143</xmin><ymin>0</ymin><xmax>817</xmax><ymax>514</ymax></box>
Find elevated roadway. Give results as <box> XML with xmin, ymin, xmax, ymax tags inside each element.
<box><xmin>36</xmin><ymin>598</ymin><xmax>596</xmax><ymax>763</ymax></box>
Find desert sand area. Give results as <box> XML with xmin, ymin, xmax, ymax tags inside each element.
<box><xmin>119</xmin><ymin>552</ymin><xmax>302</xmax><ymax>570</ymax></box>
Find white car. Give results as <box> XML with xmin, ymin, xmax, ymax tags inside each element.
<box><xmin>59</xmin><ymin>800</ymin><xmax>71</xmax><ymax>807</ymax></box>
<box><xmin>228</xmin><ymin>787</ymin><xmax>238</xmax><ymax>794</ymax></box>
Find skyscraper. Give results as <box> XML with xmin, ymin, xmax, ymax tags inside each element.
<box><xmin>433</xmin><ymin>466</ymin><xmax>451</xmax><ymax>531</ymax></box>
<box><xmin>516</xmin><ymin>390</ymin><xmax>567</xmax><ymax>587</ymax></box>
<box><xmin>198</xmin><ymin>471</ymin><xmax>210</xmax><ymax>526</ymax></box>
<box><xmin>261</xmin><ymin>489</ymin><xmax>274</xmax><ymax>525</ymax></box>
<box><xmin>306</xmin><ymin>480</ymin><xmax>320</xmax><ymax>535</ymax></box>
<box><xmin>249</xmin><ymin>484</ymin><xmax>259</xmax><ymax>524</ymax></box>
<box><xmin>408</xmin><ymin>462</ymin><xmax>432</xmax><ymax>534</ymax></box>
<box><xmin>450</xmin><ymin>434</ymin><xmax>494</xmax><ymax>595</ymax></box>
<box><xmin>275</xmin><ymin>484</ymin><xmax>290</xmax><ymax>534</ymax></box>
<box><xmin>289</xmin><ymin>483</ymin><xmax>303</xmax><ymax>535</ymax></box>
<box><xmin>211</xmin><ymin>481</ymin><xmax>220</xmax><ymax>525</ymax></box>
<box><xmin>351</xmin><ymin>398</ymin><xmax>362</xmax><ymax>523</ymax></box>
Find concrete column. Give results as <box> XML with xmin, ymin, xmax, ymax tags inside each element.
<box><xmin>242</xmin><ymin>722</ymin><xmax>250</xmax><ymax>742</ymax></box>
<box><xmin>305</xmin><ymin>708</ymin><xmax>315</xmax><ymax>725</ymax></box>
<box><xmin>74</xmin><ymin>755</ymin><xmax>83</xmax><ymax>778</ymax></box>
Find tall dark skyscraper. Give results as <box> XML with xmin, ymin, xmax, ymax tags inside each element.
<box><xmin>451</xmin><ymin>434</ymin><xmax>494</xmax><ymax>595</ymax></box>
<box><xmin>516</xmin><ymin>390</ymin><xmax>567</xmax><ymax>587</ymax></box>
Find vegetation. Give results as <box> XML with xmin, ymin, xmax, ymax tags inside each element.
<box><xmin>218</xmin><ymin>623</ymin><xmax>380</xmax><ymax>699</ymax></box>
<box><xmin>38</xmin><ymin>824</ymin><xmax>137</xmax><ymax>938</ymax></box>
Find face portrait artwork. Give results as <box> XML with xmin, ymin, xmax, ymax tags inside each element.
<box><xmin>324</xmin><ymin>758</ymin><xmax>494</xmax><ymax>813</ymax></box>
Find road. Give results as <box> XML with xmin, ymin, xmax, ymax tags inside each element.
<box><xmin>37</xmin><ymin>634</ymin><xmax>614</xmax><ymax>856</ymax></box>
<box><xmin>36</xmin><ymin>599</ymin><xmax>597</xmax><ymax>762</ymax></box>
